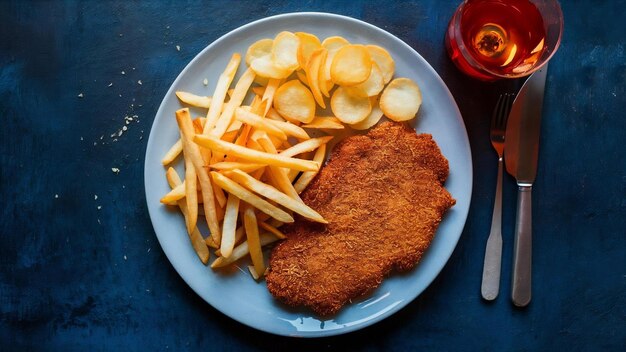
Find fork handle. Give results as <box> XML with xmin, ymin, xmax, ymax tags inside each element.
<box><xmin>481</xmin><ymin>157</ymin><xmax>503</xmax><ymax>300</ymax></box>
<box><xmin>512</xmin><ymin>185</ymin><xmax>532</xmax><ymax>307</ymax></box>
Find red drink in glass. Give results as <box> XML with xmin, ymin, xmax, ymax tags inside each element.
<box><xmin>445</xmin><ymin>0</ymin><xmax>563</xmax><ymax>81</ymax></box>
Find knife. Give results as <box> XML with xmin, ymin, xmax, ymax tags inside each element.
<box><xmin>504</xmin><ymin>64</ymin><xmax>548</xmax><ymax>307</ymax></box>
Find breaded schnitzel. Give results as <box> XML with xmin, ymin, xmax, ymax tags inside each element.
<box><xmin>265</xmin><ymin>121</ymin><xmax>456</xmax><ymax>315</ymax></box>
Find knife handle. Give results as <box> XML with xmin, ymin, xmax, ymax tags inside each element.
<box><xmin>512</xmin><ymin>185</ymin><xmax>532</xmax><ymax>307</ymax></box>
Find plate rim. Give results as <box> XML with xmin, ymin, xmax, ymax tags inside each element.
<box><xmin>144</xmin><ymin>11</ymin><xmax>472</xmax><ymax>338</ymax></box>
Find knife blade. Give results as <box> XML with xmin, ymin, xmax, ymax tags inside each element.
<box><xmin>504</xmin><ymin>64</ymin><xmax>548</xmax><ymax>307</ymax></box>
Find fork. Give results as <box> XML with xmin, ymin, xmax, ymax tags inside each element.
<box><xmin>481</xmin><ymin>93</ymin><xmax>515</xmax><ymax>301</ymax></box>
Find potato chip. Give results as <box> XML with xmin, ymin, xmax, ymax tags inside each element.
<box><xmin>317</xmin><ymin>50</ymin><xmax>330</xmax><ymax>98</ymax></box>
<box><xmin>321</xmin><ymin>36</ymin><xmax>350</xmax><ymax>51</ymax></box>
<box><xmin>245</xmin><ymin>38</ymin><xmax>273</xmax><ymax>66</ymax></box>
<box><xmin>273</xmin><ymin>80</ymin><xmax>316</xmax><ymax>123</ymax></box>
<box><xmin>366</xmin><ymin>45</ymin><xmax>395</xmax><ymax>84</ymax></box>
<box><xmin>379</xmin><ymin>78</ymin><xmax>422</xmax><ymax>121</ymax></box>
<box><xmin>295</xmin><ymin>32</ymin><xmax>322</xmax><ymax>68</ymax></box>
<box><xmin>322</xmin><ymin>37</ymin><xmax>349</xmax><ymax>83</ymax></box>
<box><xmin>345</xmin><ymin>62</ymin><xmax>384</xmax><ymax>97</ymax></box>
<box><xmin>330</xmin><ymin>86</ymin><xmax>372</xmax><ymax>124</ymax></box>
<box><xmin>296</xmin><ymin>70</ymin><xmax>309</xmax><ymax>87</ymax></box>
<box><xmin>306</xmin><ymin>48</ymin><xmax>327</xmax><ymax>108</ymax></box>
<box><xmin>350</xmin><ymin>96</ymin><xmax>384</xmax><ymax>130</ymax></box>
<box><xmin>330</xmin><ymin>44</ymin><xmax>372</xmax><ymax>86</ymax></box>
<box><xmin>271</xmin><ymin>31</ymin><xmax>300</xmax><ymax>71</ymax></box>
<box><xmin>250</xmin><ymin>55</ymin><xmax>292</xmax><ymax>79</ymax></box>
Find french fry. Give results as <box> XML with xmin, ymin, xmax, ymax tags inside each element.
<box><xmin>160</xmin><ymin>181</ymin><xmax>185</xmax><ymax>204</ymax></box>
<box><xmin>229</xmin><ymin>169</ymin><xmax>326</xmax><ymax>223</ymax></box>
<box><xmin>266</xmin><ymin>107</ymin><xmax>286</xmax><ymax>121</ymax></box>
<box><xmin>211</xmin><ymin>233</ymin><xmax>279</xmax><ymax>268</ymax></box>
<box><xmin>256</xmin><ymin>136</ymin><xmax>302</xmax><ymax>201</ymax></box>
<box><xmin>233</xmin><ymin>225</ymin><xmax>246</xmax><ymax>248</ymax></box>
<box><xmin>248</xmin><ymin>265</ymin><xmax>260</xmax><ymax>280</ymax></box>
<box><xmin>203</xmin><ymin>53</ymin><xmax>241</xmax><ymax>133</ymax></box>
<box><xmin>176</xmin><ymin>108</ymin><xmax>222</xmax><ymax>243</ymax></box>
<box><xmin>246</xmin><ymin>136</ymin><xmax>264</xmax><ymax>151</ymax></box>
<box><xmin>161</xmin><ymin>139</ymin><xmax>183</xmax><ymax>165</ymax></box>
<box><xmin>215</xmin><ymin>197</ymin><xmax>225</xmax><ymax>222</ymax></box>
<box><xmin>165</xmin><ymin>167</ymin><xmax>209</xmax><ymax>264</ymax></box>
<box><xmin>220</xmin><ymin>193</ymin><xmax>240</xmax><ymax>258</ymax></box>
<box><xmin>287</xmin><ymin>169</ymin><xmax>300</xmax><ymax>183</ymax></box>
<box><xmin>210</xmin><ymin>162</ymin><xmax>265</xmax><ymax>172</ymax></box>
<box><xmin>265</xmin><ymin>119</ymin><xmax>309</xmax><ymax>140</ymax></box>
<box><xmin>259</xmin><ymin>221</ymin><xmax>286</xmax><ymax>239</ymax></box>
<box><xmin>192</xmin><ymin>118</ymin><xmax>205</xmax><ymax>134</ymax></box>
<box><xmin>224</xmin><ymin>124</ymin><xmax>252</xmax><ymax>162</ymax></box>
<box><xmin>303</xmin><ymin>116</ymin><xmax>345</xmax><ymax>130</ymax></box>
<box><xmin>205</xmin><ymin>235</ymin><xmax>219</xmax><ymax>249</ymax></box>
<box><xmin>261</xmin><ymin>78</ymin><xmax>281</xmax><ymax>116</ymax></box>
<box><xmin>215</xmin><ymin>226</ymin><xmax>245</xmax><ymax>257</ymax></box>
<box><xmin>183</xmin><ymin>153</ymin><xmax>198</xmax><ymax>234</ymax></box>
<box><xmin>234</xmin><ymin>108</ymin><xmax>288</xmax><ymax>140</ymax></box>
<box><xmin>175</xmin><ymin>91</ymin><xmax>212</xmax><ymax>108</ymax></box>
<box><xmin>243</xmin><ymin>205</ymin><xmax>265</xmax><ymax>277</ymax></box>
<box><xmin>251</xmin><ymin>85</ymin><xmax>266</xmax><ymax>97</ymax></box>
<box><xmin>194</xmin><ymin>135</ymin><xmax>319</xmax><ymax>172</ymax></box>
<box><xmin>226</xmin><ymin>119</ymin><xmax>243</xmax><ymax>134</ymax></box>
<box><xmin>221</xmin><ymin>130</ymin><xmax>238</xmax><ymax>143</ymax></box>
<box><xmin>210</xmin><ymin>172</ymin><xmax>294</xmax><ymax>223</ymax></box>
<box><xmin>294</xmin><ymin>143</ymin><xmax>326</xmax><ymax>193</ymax></box>
<box><xmin>212</xmin><ymin>178</ymin><xmax>227</xmax><ymax>208</ymax></box>
<box><xmin>279</xmin><ymin>136</ymin><xmax>333</xmax><ymax>158</ymax></box>
<box><xmin>250</xmin><ymin>166</ymin><xmax>266</xmax><ymax>181</ymax></box>
<box><xmin>211</xmin><ymin>67</ymin><xmax>256</xmax><ymax>138</ymax></box>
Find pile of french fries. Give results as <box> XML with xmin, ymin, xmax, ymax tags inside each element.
<box><xmin>160</xmin><ymin>31</ymin><xmax>422</xmax><ymax>280</ymax></box>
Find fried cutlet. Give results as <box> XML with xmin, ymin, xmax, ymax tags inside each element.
<box><xmin>265</xmin><ymin>121</ymin><xmax>456</xmax><ymax>316</ymax></box>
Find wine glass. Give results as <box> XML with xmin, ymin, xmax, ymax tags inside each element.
<box><xmin>445</xmin><ymin>0</ymin><xmax>563</xmax><ymax>81</ymax></box>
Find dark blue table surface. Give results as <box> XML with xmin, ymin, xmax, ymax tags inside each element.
<box><xmin>1</xmin><ymin>1</ymin><xmax>624</xmax><ymax>350</ymax></box>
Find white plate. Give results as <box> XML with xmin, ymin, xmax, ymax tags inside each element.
<box><xmin>144</xmin><ymin>12</ymin><xmax>472</xmax><ymax>338</ymax></box>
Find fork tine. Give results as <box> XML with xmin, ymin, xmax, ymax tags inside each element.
<box><xmin>500</xmin><ymin>93</ymin><xmax>515</xmax><ymax>128</ymax></box>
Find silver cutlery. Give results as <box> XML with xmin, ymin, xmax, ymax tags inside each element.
<box><xmin>504</xmin><ymin>64</ymin><xmax>549</xmax><ymax>307</ymax></box>
<box><xmin>481</xmin><ymin>93</ymin><xmax>515</xmax><ymax>301</ymax></box>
